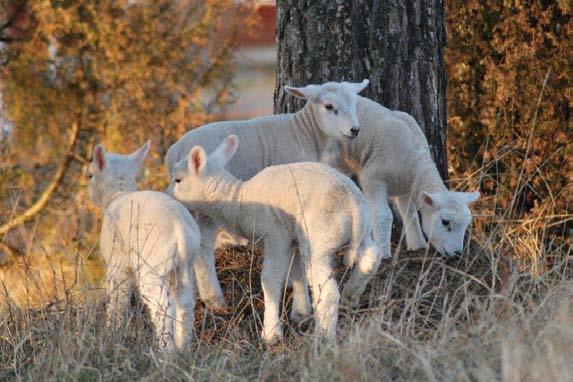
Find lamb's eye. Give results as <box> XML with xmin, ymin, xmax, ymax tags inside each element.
<box><xmin>442</xmin><ymin>219</ymin><xmax>450</xmax><ymax>227</ymax></box>
<box><xmin>174</xmin><ymin>178</ymin><xmax>181</xmax><ymax>184</ymax></box>
<box><xmin>324</xmin><ymin>104</ymin><xmax>334</xmax><ymax>111</ymax></box>
<box><xmin>87</xmin><ymin>172</ymin><xmax>92</xmax><ymax>179</ymax></box>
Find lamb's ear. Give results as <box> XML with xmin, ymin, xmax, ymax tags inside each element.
<box><xmin>210</xmin><ymin>135</ymin><xmax>239</xmax><ymax>168</ymax></box>
<box><xmin>422</xmin><ymin>191</ymin><xmax>441</xmax><ymax>209</ymax></box>
<box><xmin>348</xmin><ymin>79</ymin><xmax>369</xmax><ymax>94</ymax></box>
<box><xmin>188</xmin><ymin>146</ymin><xmax>207</xmax><ymax>175</ymax></box>
<box><xmin>284</xmin><ymin>84</ymin><xmax>318</xmax><ymax>101</ymax></box>
<box><xmin>129</xmin><ymin>140</ymin><xmax>151</xmax><ymax>169</ymax></box>
<box><xmin>459</xmin><ymin>191</ymin><xmax>480</xmax><ymax>204</ymax></box>
<box><xmin>93</xmin><ymin>144</ymin><xmax>107</xmax><ymax>172</ymax></box>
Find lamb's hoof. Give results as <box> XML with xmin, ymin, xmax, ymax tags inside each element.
<box><xmin>341</xmin><ymin>287</ymin><xmax>361</xmax><ymax>308</ymax></box>
<box><xmin>203</xmin><ymin>296</ymin><xmax>228</xmax><ymax>313</ymax></box>
<box><xmin>262</xmin><ymin>330</ymin><xmax>283</xmax><ymax>346</ymax></box>
<box><xmin>341</xmin><ymin>294</ymin><xmax>360</xmax><ymax>309</ymax></box>
<box><xmin>289</xmin><ymin>310</ymin><xmax>312</xmax><ymax>325</ymax></box>
<box><xmin>382</xmin><ymin>248</ymin><xmax>393</xmax><ymax>259</ymax></box>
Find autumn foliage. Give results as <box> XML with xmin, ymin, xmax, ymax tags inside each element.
<box><xmin>445</xmin><ymin>0</ymin><xmax>570</xmax><ymax>272</ymax></box>
<box><xmin>0</xmin><ymin>0</ymin><xmax>253</xmax><ymax>258</ymax></box>
<box><xmin>446</xmin><ymin>0</ymin><xmax>570</xmax><ymax>218</ymax></box>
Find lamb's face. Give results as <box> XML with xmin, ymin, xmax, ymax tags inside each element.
<box><xmin>86</xmin><ymin>159</ymin><xmax>107</xmax><ymax>207</ymax></box>
<box><xmin>285</xmin><ymin>80</ymin><xmax>369</xmax><ymax>140</ymax></box>
<box><xmin>170</xmin><ymin>159</ymin><xmax>207</xmax><ymax>207</ymax></box>
<box><xmin>419</xmin><ymin>191</ymin><xmax>480</xmax><ymax>257</ymax></box>
<box><xmin>87</xmin><ymin>141</ymin><xmax>150</xmax><ymax>207</ymax></box>
<box><xmin>87</xmin><ymin>155</ymin><xmax>132</xmax><ymax>206</ymax></box>
<box><xmin>171</xmin><ymin>135</ymin><xmax>239</xmax><ymax>208</ymax></box>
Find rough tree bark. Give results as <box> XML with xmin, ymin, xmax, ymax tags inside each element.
<box><xmin>274</xmin><ymin>0</ymin><xmax>448</xmax><ymax>181</ymax></box>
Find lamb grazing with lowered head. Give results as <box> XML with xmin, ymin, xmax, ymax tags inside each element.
<box><xmin>88</xmin><ymin>140</ymin><xmax>200</xmax><ymax>351</ymax></box>
<box><xmin>170</xmin><ymin>135</ymin><xmax>379</xmax><ymax>343</ymax></box>
<box><xmin>308</xmin><ymin>89</ymin><xmax>480</xmax><ymax>258</ymax></box>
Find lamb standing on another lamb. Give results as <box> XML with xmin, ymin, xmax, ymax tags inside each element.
<box><xmin>170</xmin><ymin>135</ymin><xmax>379</xmax><ymax>343</ymax></box>
<box><xmin>87</xmin><ymin>141</ymin><xmax>200</xmax><ymax>351</ymax></box>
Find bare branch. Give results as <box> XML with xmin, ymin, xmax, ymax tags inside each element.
<box><xmin>71</xmin><ymin>152</ymin><xmax>89</xmax><ymax>165</ymax></box>
<box><xmin>0</xmin><ymin>120</ymin><xmax>80</xmax><ymax>237</ymax></box>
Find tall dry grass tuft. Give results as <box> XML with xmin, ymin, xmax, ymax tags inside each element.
<box><xmin>0</xmin><ymin>206</ymin><xmax>570</xmax><ymax>380</ymax></box>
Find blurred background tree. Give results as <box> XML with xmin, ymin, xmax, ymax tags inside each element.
<box><xmin>446</xmin><ymin>0</ymin><xmax>570</xmax><ymax>220</ymax></box>
<box><xmin>446</xmin><ymin>0</ymin><xmax>570</xmax><ymax>270</ymax></box>
<box><xmin>0</xmin><ymin>0</ymin><xmax>253</xmax><ymax>259</ymax></box>
<box><xmin>0</xmin><ymin>0</ymin><xmax>569</xmax><ymax>273</ymax></box>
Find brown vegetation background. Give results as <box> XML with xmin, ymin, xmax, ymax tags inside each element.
<box><xmin>445</xmin><ymin>0</ymin><xmax>570</xmax><ymax>273</ymax></box>
<box><xmin>1</xmin><ymin>0</ymin><xmax>568</xmax><ymax>274</ymax></box>
<box><xmin>0</xmin><ymin>0</ymin><xmax>254</xmax><ymax>264</ymax></box>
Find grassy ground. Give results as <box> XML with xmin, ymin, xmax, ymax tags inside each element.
<box><xmin>0</xmin><ymin>232</ymin><xmax>570</xmax><ymax>381</ymax></box>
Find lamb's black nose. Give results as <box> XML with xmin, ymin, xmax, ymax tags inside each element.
<box><xmin>350</xmin><ymin>126</ymin><xmax>360</xmax><ymax>137</ymax></box>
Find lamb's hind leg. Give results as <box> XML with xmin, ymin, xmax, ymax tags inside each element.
<box><xmin>306</xmin><ymin>244</ymin><xmax>339</xmax><ymax>340</ymax></box>
<box><xmin>396</xmin><ymin>195</ymin><xmax>427</xmax><ymax>250</ymax></box>
<box><xmin>194</xmin><ymin>217</ymin><xmax>227</xmax><ymax>309</ymax></box>
<box><xmin>360</xmin><ymin>177</ymin><xmax>393</xmax><ymax>260</ymax></box>
<box><xmin>342</xmin><ymin>235</ymin><xmax>380</xmax><ymax>307</ymax></box>
<box><xmin>173</xmin><ymin>262</ymin><xmax>195</xmax><ymax>350</ymax></box>
<box><xmin>105</xmin><ymin>261</ymin><xmax>133</xmax><ymax>331</ymax></box>
<box><xmin>289</xmin><ymin>248</ymin><xmax>312</xmax><ymax>324</ymax></box>
<box><xmin>140</xmin><ymin>272</ymin><xmax>176</xmax><ymax>351</ymax></box>
<box><xmin>260</xmin><ymin>237</ymin><xmax>292</xmax><ymax>344</ymax></box>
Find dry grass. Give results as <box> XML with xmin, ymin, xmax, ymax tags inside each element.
<box><xmin>1</xmin><ymin>134</ymin><xmax>571</xmax><ymax>380</ymax></box>
<box><xmin>0</xmin><ymin>225</ymin><xmax>570</xmax><ymax>381</ymax></box>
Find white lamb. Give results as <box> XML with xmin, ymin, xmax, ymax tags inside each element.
<box><xmin>307</xmin><ymin>90</ymin><xmax>481</xmax><ymax>258</ymax></box>
<box><xmin>88</xmin><ymin>140</ymin><xmax>200</xmax><ymax>351</ymax></box>
<box><xmin>164</xmin><ymin>80</ymin><xmax>369</xmax><ymax>310</ymax></box>
<box><xmin>170</xmin><ymin>135</ymin><xmax>379</xmax><ymax>343</ymax></box>
<box><xmin>165</xmin><ymin>80</ymin><xmax>479</xmax><ymax>310</ymax></box>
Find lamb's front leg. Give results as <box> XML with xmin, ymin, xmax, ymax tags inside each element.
<box><xmin>260</xmin><ymin>237</ymin><xmax>292</xmax><ymax>344</ymax></box>
<box><xmin>395</xmin><ymin>194</ymin><xmax>427</xmax><ymax>250</ymax></box>
<box><xmin>360</xmin><ymin>177</ymin><xmax>393</xmax><ymax>260</ymax></box>
<box><xmin>194</xmin><ymin>216</ymin><xmax>227</xmax><ymax>309</ymax></box>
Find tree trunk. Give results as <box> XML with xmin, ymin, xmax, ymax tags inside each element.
<box><xmin>274</xmin><ymin>0</ymin><xmax>448</xmax><ymax>181</ymax></box>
